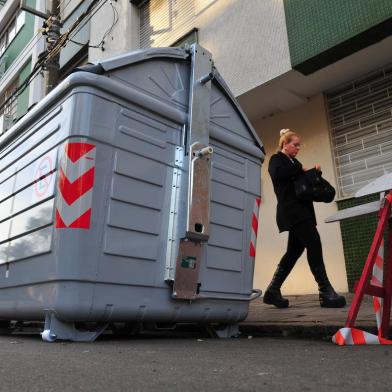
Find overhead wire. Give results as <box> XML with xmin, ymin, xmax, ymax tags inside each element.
<box><xmin>0</xmin><ymin>16</ymin><xmax>51</xmax><ymax>86</ymax></box>
<box><xmin>0</xmin><ymin>3</ymin><xmax>50</xmax><ymax>87</ymax></box>
<box><xmin>0</xmin><ymin>0</ymin><xmax>71</xmax><ymax>95</ymax></box>
<box><xmin>1</xmin><ymin>34</ymin><xmax>44</xmax><ymax>82</ymax></box>
<box><xmin>1</xmin><ymin>0</ymin><xmax>115</xmax><ymax>116</ymax></box>
<box><xmin>0</xmin><ymin>53</ymin><xmax>47</xmax><ymax>114</ymax></box>
<box><xmin>0</xmin><ymin>16</ymin><xmax>49</xmax><ymax>114</ymax></box>
<box><xmin>44</xmin><ymin>0</ymin><xmax>104</xmax><ymax>62</ymax></box>
<box><xmin>63</xmin><ymin>0</ymin><xmax>110</xmax><ymax>46</ymax></box>
<box><xmin>68</xmin><ymin>0</ymin><xmax>118</xmax><ymax>50</ymax></box>
<box><xmin>97</xmin><ymin>0</ymin><xmax>119</xmax><ymax>49</ymax></box>
<box><xmin>57</xmin><ymin>0</ymin><xmax>74</xmax><ymax>13</ymax></box>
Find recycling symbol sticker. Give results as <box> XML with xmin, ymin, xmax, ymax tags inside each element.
<box><xmin>34</xmin><ymin>155</ymin><xmax>54</xmax><ymax>198</ymax></box>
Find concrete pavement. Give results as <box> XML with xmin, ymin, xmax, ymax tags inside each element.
<box><xmin>1</xmin><ymin>336</ymin><xmax>391</xmax><ymax>392</ymax></box>
<box><xmin>240</xmin><ymin>294</ymin><xmax>380</xmax><ymax>339</ymax></box>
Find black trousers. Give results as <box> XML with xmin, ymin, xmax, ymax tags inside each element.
<box><xmin>277</xmin><ymin>219</ymin><xmax>329</xmax><ymax>287</ymax></box>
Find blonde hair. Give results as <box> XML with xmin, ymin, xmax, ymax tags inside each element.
<box><xmin>278</xmin><ymin>128</ymin><xmax>299</xmax><ymax>150</ymax></box>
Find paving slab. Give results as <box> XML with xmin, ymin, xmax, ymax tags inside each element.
<box><xmin>240</xmin><ymin>294</ymin><xmax>383</xmax><ymax>339</ymax></box>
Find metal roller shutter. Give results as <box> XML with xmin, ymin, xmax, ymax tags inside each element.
<box><xmin>326</xmin><ymin>65</ymin><xmax>392</xmax><ymax>197</ymax></box>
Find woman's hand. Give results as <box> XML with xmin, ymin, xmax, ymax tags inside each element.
<box><xmin>303</xmin><ymin>164</ymin><xmax>321</xmax><ymax>171</ymax></box>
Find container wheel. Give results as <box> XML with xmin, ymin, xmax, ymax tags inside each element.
<box><xmin>41</xmin><ymin>330</ymin><xmax>57</xmax><ymax>342</ymax></box>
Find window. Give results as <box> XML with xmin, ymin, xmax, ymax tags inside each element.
<box><xmin>171</xmin><ymin>28</ymin><xmax>198</xmax><ymax>48</ymax></box>
<box><xmin>7</xmin><ymin>20</ymin><xmax>16</xmax><ymax>43</ymax></box>
<box><xmin>326</xmin><ymin>65</ymin><xmax>392</xmax><ymax>197</ymax></box>
<box><xmin>0</xmin><ymin>35</ymin><xmax>6</xmax><ymax>57</ymax></box>
<box><xmin>0</xmin><ymin>78</ymin><xmax>18</xmax><ymax>120</ymax></box>
<box><xmin>140</xmin><ymin>0</ymin><xmax>198</xmax><ymax>48</ymax></box>
<box><xmin>16</xmin><ymin>11</ymin><xmax>25</xmax><ymax>32</ymax></box>
<box><xmin>0</xmin><ymin>10</ymin><xmax>26</xmax><ymax>59</ymax></box>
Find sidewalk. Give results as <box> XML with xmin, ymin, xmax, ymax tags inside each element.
<box><xmin>240</xmin><ymin>294</ymin><xmax>380</xmax><ymax>339</ymax></box>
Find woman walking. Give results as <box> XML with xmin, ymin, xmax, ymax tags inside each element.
<box><xmin>263</xmin><ymin>129</ymin><xmax>346</xmax><ymax>308</ymax></box>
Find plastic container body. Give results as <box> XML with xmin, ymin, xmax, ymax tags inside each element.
<box><xmin>0</xmin><ymin>47</ymin><xmax>264</xmax><ymax>331</ymax></box>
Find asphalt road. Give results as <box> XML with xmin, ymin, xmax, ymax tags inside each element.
<box><xmin>0</xmin><ymin>333</ymin><xmax>391</xmax><ymax>392</ymax></box>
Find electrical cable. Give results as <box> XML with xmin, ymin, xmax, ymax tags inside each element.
<box><xmin>0</xmin><ymin>31</ymin><xmax>47</xmax><ymax>114</ymax></box>
<box><xmin>0</xmin><ymin>3</ymin><xmax>58</xmax><ymax>114</ymax></box>
<box><xmin>57</xmin><ymin>0</ymin><xmax>74</xmax><ymax>13</ymax></box>
<box><xmin>15</xmin><ymin>0</ymin><xmax>102</xmax><ymax>82</ymax></box>
<box><xmin>0</xmin><ymin>3</ymin><xmax>51</xmax><ymax>85</ymax></box>
<box><xmin>45</xmin><ymin>0</ymin><xmax>104</xmax><ymax>62</ymax></box>
<box><xmin>0</xmin><ymin>54</ymin><xmax>46</xmax><ymax>114</ymax></box>
<box><xmin>98</xmin><ymin>1</ymin><xmax>119</xmax><ymax>48</ymax></box>
<box><xmin>0</xmin><ymin>33</ymin><xmax>45</xmax><ymax>85</ymax></box>
<box><xmin>67</xmin><ymin>0</ymin><xmax>118</xmax><ymax>50</ymax></box>
<box><xmin>64</xmin><ymin>0</ymin><xmax>108</xmax><ymax>43</ymax></box>
<box><xmin>1</xmin><ymin>0</ymin><xmax>113</xmax><ymax>113</ymax></box>
<box><xmin>0</xmin><ymin>8</ymin><xmax>56</xmax><ymax>115</ymax></box>
<box><xmin>48</xmin><ymin>2</ymin><xmax>104</xmax><ymax>59</ymax></box>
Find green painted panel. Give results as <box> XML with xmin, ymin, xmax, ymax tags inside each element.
<box><xmin>284</xmin><ymin>0</ymin><xmax>392</xmax><ymax>67</ymax></box>
<box><xmin>2</xmin><ymin>0</ymin><xmax>36</xmax><ymax>72</ymax></box>
<box><xmin>16</xmin><ymin>60</ymin><xmax>31</xmax><ymax>118</ymax></box>
<box><xmin>337</xmin><ymin>193</ymin><xmax>389</xmax><ymax>291</ymax></box>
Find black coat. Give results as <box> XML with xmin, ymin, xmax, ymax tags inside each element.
<box><xmin>268</xmin><ymin>152</ymin><xmax>316</xmax><ymax>232</ymax></box>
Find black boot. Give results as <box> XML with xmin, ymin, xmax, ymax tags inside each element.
<box><xmin>319</xmin><ymin>285</ymin><xmax>346</xmax><ymax>308</ymax></box>
<box><xmin>263</xmin><ymin>287</ymin><xmax>289</xmax><ymax>308</ymax></box>
<box><xmin>263</xmin><ymin>265</ymin><xmax>290</xmax><ymax>308</ymax></box>
<box><xmin>311</xmin><ymin>265</ymin><xmax>346</xmax><ymax>308</ymax></box>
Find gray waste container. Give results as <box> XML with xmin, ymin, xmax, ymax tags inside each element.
<box><xmin>0</xmin><ymin>45</ymin><xmax>264</xmax><ymax>341</ymax></box>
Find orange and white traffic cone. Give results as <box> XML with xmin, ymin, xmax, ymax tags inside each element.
<box><xmin>332</xmin><ymin>239</ymin><xmax>392</xmax><ymax>345</ymax></box>
<box><xmin>333</xmin><ymin>327</ymin><xmax>392</xmax><ymax>345</ymax></box>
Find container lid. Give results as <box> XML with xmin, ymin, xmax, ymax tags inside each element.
<box><xmin>80</xmin><ymin>47</ymin><xmax>264</xmax><ymax>155</ymax></box>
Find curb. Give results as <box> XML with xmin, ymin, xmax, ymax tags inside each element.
<box><xmin>239</xmin><ymin>323</ymin><xmax>379</xmax><ymax>340</ymax></box>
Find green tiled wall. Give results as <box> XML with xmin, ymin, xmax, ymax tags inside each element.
<box><xmin>337</xmin><ymin>194</ymin><xmax>387</xmax><ymax>291</ymax></box>
<box><xmin>284</xmin><ymin>0</ymin><xmax>392</xmax><ymax>67</ymax></box>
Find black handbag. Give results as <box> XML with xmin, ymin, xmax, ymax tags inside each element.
<box><xmin>294</xmin><ymin>168</ymin><xmax>335</xmax><ymax>203</ymax></box>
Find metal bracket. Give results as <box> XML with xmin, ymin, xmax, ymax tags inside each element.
<box><xmin>42</xmin><ymin>311</ymin><xmax>108</xmax><ymax>342</ymax></box>
<box><xmin>186</xmin><ymin>142</ymin><xmax>213</xmax><ymax>241</ymax></box>
<box><xmin>185</xmin><ymin>44</ymin><xmax>214</xmax><ymax>239</ymax></box>
<box><xmin>186</xmin><ymin>44</ymin><xmax>213</xmax><ymax>150</ymax></box>
<box><xmin>172</xmin><ymin>44</ymin><xmax>214</xmax><ymax>299</ymax></box>
<box><xmin>165</xmin><ymin>146</ymin><xmax>184</xmax><ymax>282</ymax></box>
<box><xmin>204</xmin><ymin>324</ymin><xmax>241</xmax><ymax>338</ymax></box>
<box><xmin>172</xmin><ymin>240</ymin><xmax>202</xmax><ymax>300</ymax></box>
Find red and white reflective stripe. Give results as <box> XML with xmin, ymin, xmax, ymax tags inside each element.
<box><xmin>371</xmin><ymin>239</ymin><xmax>384</xmax><ymax>288</ymax></box>
<box><xmin>249</xmin><ymin>198</ymin><xmax>261</xmax><ymax>257</ymax></box>
<box><xmin>55</xmin><ymin>141</ymin><xmax>96</xmax><ymax>229</ymax></box>
<box><xmin>332</xmin><ymin>327</ymin><xmax>392</xmax><ymax>345</ymax></box>
<box><xmin>371</xmin><ymin>239</ymin><xmax>384</xmax><ymax>330</ymax></box>
<box><xmin>373</xmin><ymin>297</ymin><xmax>383</xmax><ymax>332</ymax></box>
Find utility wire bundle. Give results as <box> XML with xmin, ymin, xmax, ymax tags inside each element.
<box><xmin>0</xmin><ymin>0</ymin><xmax>118</xmax><ymax>118</ymax></box>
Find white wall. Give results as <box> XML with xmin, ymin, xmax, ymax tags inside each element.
<box><xmin>139</xmin><ymin>0</ymin><xmax>291</xmax><ymax>97</ymax></box>
<box><xmin>89</xmin><ymin>1</ymin><xmax>140</xmax><ymax>62</ymax></box>
<box><xmin>196</xmin><ymin>0</ymin><xmax>291</xmax><ymax>96</ymax></box>
<box><xmin>253</xmin><ymin>94</ymin><xmax>348</xmax><ymax>294</ymax></box>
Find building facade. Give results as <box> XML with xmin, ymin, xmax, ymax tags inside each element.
<box><xmin>2</xmin><ymin>0</ymin><xmax>392</xmax><ymax>294</ymax></box>
<box><xmin>0</xmin><ymin>0</ymin><xmax>46</xmax><ymax>131</ymax></box>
